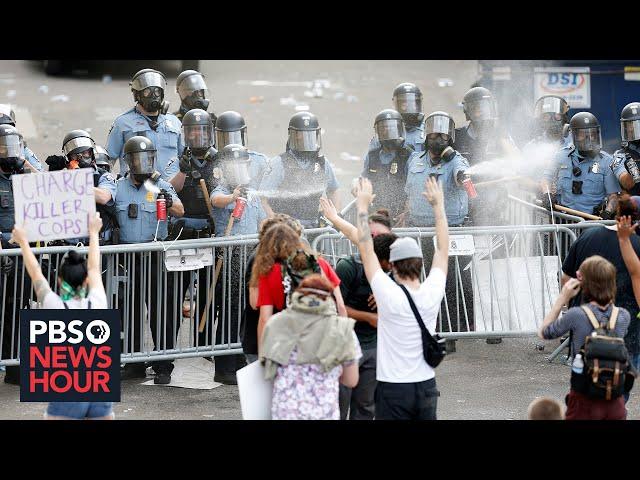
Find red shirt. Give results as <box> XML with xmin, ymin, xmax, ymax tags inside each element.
<box><xmin>257</xmin><ymin>257</ymin><xmax>341</xmax><ymax>312</ymax></box>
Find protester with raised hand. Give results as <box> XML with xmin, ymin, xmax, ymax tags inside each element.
<box><xmin>11</xmin><ymin>212</ymin><xmax>114</xmax><ymax>420</ymax></box>
<box><xmin>352</xmin><ymin>177</ymin><xmax>448</xmax><ymax>420</ymax></box>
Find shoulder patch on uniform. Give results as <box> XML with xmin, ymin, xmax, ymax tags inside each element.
<box><xmin>103</xmin><ymin>173</ymin><xmax>115</xmax><ymax>182</ymax></box>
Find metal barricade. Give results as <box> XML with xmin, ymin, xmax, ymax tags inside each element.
<box><xmin>313</xmin><ymin>224</ymin><xmax>578</xmax><ymax>339</ymax></box>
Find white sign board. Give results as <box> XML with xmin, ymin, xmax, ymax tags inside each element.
<box><xmin>433</xmin><ymin>234</ymin><xmax>475</xmax><ymax>256</ymax></box>
<box><xmin>236</xmin><ymin>360</ymin><xmax>273</xmax><ymax>420</ymax></box>
<box><xmin>11</xmin><ymin>168</ymin><xmax>96</xmax><ymax>243</ymax></box>
<box><xmin>533</xmin><ymin>67</ymin><xmax>590</xmax><ymax>109</ymax></box>
<box><xmin>164</xmin><ymin>248</ymin><xmax>214</xmax><ymax>271</ymax></box>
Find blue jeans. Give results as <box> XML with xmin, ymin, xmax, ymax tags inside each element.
<box><xmin>46</xmin><ymin>402</ymin><xmax>113</xmax><ymax>419</ymax></box>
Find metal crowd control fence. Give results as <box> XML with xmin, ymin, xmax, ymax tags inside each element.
<box><xmin>313</xmin><ymin>224</ymin><xmax>579</xmax><ymax>340</ymax></box>
<box><xmin>0</xmin><ymin>223</ymin><xmax>340</xmax><ymax>368</ymax></box>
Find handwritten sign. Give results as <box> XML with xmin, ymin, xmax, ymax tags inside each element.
<box><xmin>11</xmin><ymin>168</ymin><xmax>96</xmax><ymax>242</ymax></box>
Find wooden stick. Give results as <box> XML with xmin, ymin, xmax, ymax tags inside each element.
<box><xmin>198</xmin><ymin>213</ymin><xmax>235</xmax><ymax>333</ymax></box>
<box><xmin>553</xmin><ymin>204</ymin><xmax>602</xmax><ymax>221</ymax></box>
<box><xmin>199</xmin><ymin>179</ymin><xmax>213</xmax><ymax>216</ymax></box>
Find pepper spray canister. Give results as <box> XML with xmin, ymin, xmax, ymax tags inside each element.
<box><xmin>462</xmin><ymin>178</ymin><xmax>478</xmax><ymax>199</ymax></box>
<box><xmin>156</xmin><ymin>196</ymin><xmax>167</xmax><ymax>221</ymax></box>
<box><xmin>232</xmin><ymin>197</ymin><xmax>247</xmax><ymax>219</ymax></box>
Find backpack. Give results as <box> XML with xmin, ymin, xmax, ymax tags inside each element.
<box><xmin>281</xmin><ymin>249</ymin><xmax>322</xmax><ymax>306</ymax></box>
<box><xmin>571</xmin><ymin>305</ymin><xmax>636</xmax><ymax>400</ymax></box>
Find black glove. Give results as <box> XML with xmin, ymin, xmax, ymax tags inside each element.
<box><xmin>625</xmin><ymin>153</ymin><xmax>640</xmax><ymax>184</ymax></box>
<box><xmin>1</xmin><ymin>257</ymin><xmax>14</xmax><ymax>276</ymax></box>
<box><xmin>601</xmin><ymin>209</ymin><xmax>616</xmax><ymax>220</ymax></box>
<box><xmin>160</xmin><ymin>189</ymin><xmax>173</xmax><ymax>209</ymax></box>
<box><xmin>179</xmin><ymin>149</ymin><xmax>192</xmax><ymax>173</ymax></box>
<box><xmin>538</xmin><ymin>191</ymin><xmax>557</xmax><ymax>211</ymax></box>
<box><xmin>45</xmin><ymin>155</ymin><xmax>67</xmax><ymax>171</ymax></box>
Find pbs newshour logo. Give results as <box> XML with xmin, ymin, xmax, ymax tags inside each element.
<box><xmin>20</xmin><ymin>310</ymin><xmax>121</xmax><ymax>402</ymax></box>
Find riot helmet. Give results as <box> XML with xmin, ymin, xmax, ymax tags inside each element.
<box><xmin>0</xmin><ymin>104</ymin><xmax>16</xmax><ymax>126</ymax></box>
<box><xmin>176</xmin><ymin>70</ymin><xmax>210</xmax><ymax>112</ymax></box>
<box><xmin>374</xmin><ymin>109</ymin><xmax>405</xmax><ymax>149</ymax></box>
<box><xmin>215</xmin><ymin>111</ymin><xmax>247</xmax><ymax>149</ymax></box>
<box><xmin>94</xmin><ymin>145</ymin><xmax>112</xmax><ymax>172</ymax></box>
<box><xmin>0</xmin><ymin>124</ymin><xmax>25</xmax><ymax>174</ymax></box>
<box><xmin>425</xmin><ymin>111</ymin><xmax>456</xmax><ymax>157</ymax></box>
<box><xmin>392</xmin><ymin>83</ymin><xmax>423</xmax><ymax>126</ymax></box>
<box><xmin>124</xmin><ymin>136</ymin><xmax>156</xmax><ymax>183</ymax></box>
<box><xmin>182</xmin><ymin>109</ymin><xmax>214</xmax><ymax>155</ymax></box>
<box><xmin>462</xmin><ymin>87</ymin><xmax>497</xmax><ymax>128</ymax></box>
<box><xmin>218</xmin><ymin>144</ymin><xmax>251</xmax><ymax>187</ymax></box>
<box><xmin>130</xmin><ymin>68</ymin><xmax>169</xmax><ymax>114</ymax></box>
<box><xmin>620</xmin><ymin>102</ymin><xmax>640</xmax><ymax>144</ymax></box>
<box><xmin>288</xmin><ymin>112</ymin><xmax>322</xmax><ymax>153</ymax></box>
<box><xmin>569</xmin><ymin>112</ymin><xmax>602</xmax><ymax>155</ymax></box>
<box><xmin>534</xmin><ymin>95</ymin><xmax>570</xmax><ymax>139</ymax></box>
<box><xmin>62</xmin><ymin>129</ymin><xmax>95</xmax><ymax>169</ymax></box>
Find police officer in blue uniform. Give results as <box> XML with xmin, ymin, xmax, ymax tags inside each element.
<box><xmin>106</xmin><ymin>69</ymin><xmax>183</xmax><ymax>181</ymax></box>
<box><xmin>174</xmin><ymin>70</ymin><xmax>216</xmax><ymax>125</ymax></box>
<box><xmin>208</xmin><ymin>144</ymin><xmax>267</xmax><ymax>383</ymax></box>
<box><xmin>362</xmin><ymin>109</ymin><xmax>414</xmax><ymax>221</ymax></box>
<box><xmin>611</xmin><ymin>102</ymin><xmax>640</xmax><ymax>196</ymax></box>
<box><xmin>94</xmin><ymin>145</ymin><xmax>113</xmax><ymax>173</ymax></box>
<box><xmin>115</xmin><ymin>136</ymin><xmax>185</xmax><ymax>384</ymax></box>
<box><xmin>522</xmin><ymin>96</ymin><xmax>572</xmax><ymax>185</ymax></box>
<box><xmin>542</xmin><ymin>112</ymin><xmax>621</xmax><ymax>218</ymax></box>
<box><xmin>404</xmin><ymin>111</ymin><xmax>474</xmax><ymax>330</ymax></box>
<box><xmin>369</xmin><ymin>83</ymin><xmax>426</xmax><ymax>153</ymax></box>
<box><xmin>260</xmin><ymin>112</ymin><xmax>340</xmax><ymax>228</ymax></box>
<box><xmin>0</xmin><ymin>124</ymin><xmax>30</xmax><ymax>385</ymax></box>
<box><xmin>0</xmin><ymin>104</ymin><xmax>42</xmax><ymax>172</ymax></box>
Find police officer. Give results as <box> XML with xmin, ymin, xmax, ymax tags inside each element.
<box><xmin>214</xmin><ymin>111</ymin><xmax>270</xmax><ymax>178</ymax></box>
<box><xmin>94</xmin><ymin>145</ymin><xmax>114</xmax><ymax>173</ymax></box>
<box><xmin>362</xmin><ymin>109</ymin><xmax>414</xmax><ymax>221</ymax></box>
<box><xmin>521</xmin><ymin>96</ymin><xmax>572</xmax><ymax>183</ymax></box>
<box><xmin>260</xmin><ymin>112</ymin><xmax>340</xmax><ymax>227</ymax></box>
<box><xmin>115</xmin><ymin>136</ymin><xmax>184</xmax><ymax>383</ymax></box>
<box><xmin>542</xmin><ymin>112</ymin><xmax>621</xmax><ymax>218</ymax></box>
<box><xmin>106</xmin><ymin>69</ymin><xmax>183</xmax><ymax>181</ymax></box>
<box><xmin>0</xmin><ymin>103</ymin><xmax>42</xmax><ymax>172</ymax></box>
<box><xmin>174</xmin><ymin>70</ymin><xmax>216</xmax><ymax>125</ymax></box>
<box><xmin>208</xmin><ymin>144</ymin><xmax>267</xmax><ymax>383</ymax></box>
<box><xmin>611</xmin><ymin>102</ymin><xmax>640</xmax><ymax>195</ymax></box>
<box><xmin>403</xmin><ymin>111</ymin><xmax>474</xmax><ymax>330</ymax></box>
<box><xmin>0</xmin><ymin>124</ymin><xmax>29</xmax><ymax>384</ymax></box>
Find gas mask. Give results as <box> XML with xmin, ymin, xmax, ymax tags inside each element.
<box><xmin>0</xmin><ymin>157</ymin><xmax>25</xmax><ymax>175</ymax></box>
<box><xmin>427</xmin><ymin>137</ymin><xmax>450</xmax><ymax>156</ymax></box>
<box><xmin>184</xmin><ymin>93</ymin><xmax>209</xmax><ymax>112</ymax></box>
<box><xmin>293</xmin><ymin>150</ymin><xmax>319</xmax><ymax>163</ymax></box>
<box><xmin>402</xmin><ymin>113</ymin><xmax>423</xmax><ymax>128</ymax></box>
<box><xmin>132</xmin><ymin>173</ymin><xmax>152</xmax><ymax>184</ymax></box>
<box><xmin>381</xmin><ymin>139</ymin><xmax>404</xmax><ymax>150</ymax></box>
<box><xmin>137</xmin><ymin>87</ymin><xmax>165</xmax><ymax>113</ymax></box>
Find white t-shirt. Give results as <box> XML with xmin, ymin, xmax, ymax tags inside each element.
<box><xmin>370</xmin><ymin>267</ymin><xmax>446</xmax><ymax>383</ymax></box>
<box><xmin>41</xmin><ymin>288</ymin><xmax>108</xmax><ymax>310</ymax></box>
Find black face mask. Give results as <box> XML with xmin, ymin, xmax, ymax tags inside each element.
<box><xmin>0</xmin><ymin>157</ymin><xmax>25</xmax><ymax>174</ymax></box>
<box><xmin>139</xmin><ymin>94</ymin><xmax>163</xmax><ymax>112</ymax></box>
<box><xmin>78</xmin><ymin>158</ymin><xmax>94</xmax><ymax>169</ymax></box>
<box><xmin>185</xmin><ymin>96</ymin><xmax>209</xmax><ymax>111</ymax></box>
<box><xmin>427</xmin><ymin>138</ymin><xmax>450</xmax><ymax>156</ymax></box>
<box><xmin>292</xmin><ymin>150</ymin><xmax>318</xmax><ymax>162</ymax></box>
<box><xmin>381</xmin><ymin>139</ymin><xmax>404</xmax><ymax>150</ymax></box>
<box><xmin>132</xmin><ymin>173</ymin><xmax>152</xmax><ymax>184</ymax></box>
<box><xmin>402</xmin><ymin>113</ymin><xmax>422</xmax><ymax>127</ymax></box>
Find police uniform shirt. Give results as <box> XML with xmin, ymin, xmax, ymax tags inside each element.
<box><xmin>405</xmin><ymin>150</ymin><xmax>470</xmax><ymax>226</ymax></box>
<box><xmin>543</xmin><ymin>144</ymin><xmax>621</xmax><ymax>214</ymax></box>
<box><xmin>260</xmin><ymin>154</ymin><xmax>340</xmax><ymax>195</ymax></box>
<box><xmin>105</xmin><ymin>107</ymin><xmax>184</xmax><ymax>181</ymax></box>
<box><xmin>24</xmin><ymin>146</ymin><xmax>43</xmax><ymax>171</ymax></box>
<box><xmin>210</xmin><ymin>154</ymin><xmax>268</xmax><ymax>237</ymax></box>
<box><xmin>368</xmin><ymin>119</ymin><xmax>426</xmax><ymax>153</ymax></box>
<box><xmin>361</xmin><ymin>148</ymin><xmax>410</xmax><ymax>178</ymax></box>
<box><xmin>114</xmin><ymin>176</ymin><xmax>180</xmax><ymax>243</ymax></box>
<box><xmin>611</xmin><ymin>147</ymin><xmax>640</xmax><ymax>195</ymax></box>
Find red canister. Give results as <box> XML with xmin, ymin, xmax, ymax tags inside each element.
<box><xmin>156</xmin><ymin>197</ymin><xmax>167</xmax><ymax>221</ymax></box>
<box><xmin>232</xmin><ymin>197</ymin><xmax>247</xmax><ymax>218</ymax></box>
<box><xmin>463</xmin><ymin>179</ymin><xmax>478</xmax><ymax>199</ymax></box>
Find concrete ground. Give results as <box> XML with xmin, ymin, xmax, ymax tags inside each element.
<box><xmin>2</xmin><ymin>337</ymin><xmax>639</xmax><ymax>420</ymax></box>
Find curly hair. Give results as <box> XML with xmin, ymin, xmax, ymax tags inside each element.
<box><xmin>250</xmin><ymin>222</ymin><xmax>314</xmax><ymax>287</ymax></box>
<box><xmin>258</xmin><ymin>213</ymin><xmax>303</xmax><ymax>240</ymax></box>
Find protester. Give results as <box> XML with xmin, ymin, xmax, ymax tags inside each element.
<box><xmin>352</xmin><ymin>177</ymin><xmax>448</xmax><ymax>420</ymax></box>
<box><xmin>538</xmin><ymin>255</ymin><xmax>631</xmax><ymax>420</ymax></box>
<box><xmin>251</xmin><ymin>223</ymin><xmax>347</xmax><ymax>352</ymax></box>
<box><xmin>10</xmin><ymin>213</ymin><xmax>114</xmax><ymax>420</ymax></box>
<box><xmin>260</xmin><ymin>274</ymin><xmax>360</xmax><ymax>420</ymax></box>
<box><xmin>527</xmin><ymin>397</ymin><xmax>564</xmax><ymax>420</ymax></box>
<box><xmin>241</xmin><ymin>214</ymin><xmax>303</xmax><ymax>364</ymax></box>
<box><xmin>562</xmin><ymin>195</ymin><xmax>640</xmax><ymax>382</ymax></box>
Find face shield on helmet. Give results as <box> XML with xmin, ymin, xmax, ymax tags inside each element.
<box><xmin>425</xmin><ymin>113</ymin><xmax>455</xmax><ymax>156</ymax></box>
<box><xmin>131</xmin><ymin>71</ymin><xmax>166</xmax><ymax>113</ymax></box>
<box><xmin>288</xmin><ymin>129</ymin><xmax>321</xmax><ymax>152</ymax></box>
<box><xmin>573</xmin><ymin>127</ymin><xmax>602</xmax><ymax>153</ymax></box>
<box><xmin>534</xmin><ymin>97</ymin><xmax>568</xmax><ymax>138</ymax></box>
<box><xmin>220</xmin><ymin>145</ymin><xmax>252</xmax><ymax>187</ymax></box>
<box><xmin>215</xmin><ymin>128</ymin><xmax>247</xmax><ymax>149</ymax></box>
<box><xmin>466</xmin><ymin>97</ymin><xmax>497</xmax><ymax>123</ymax></box>
<box><xmin>125</xmin><ymin>150</ymin><xmax>156</xmax><ymax>175</ymax></box>
<box><xmin>0</xmin><ymin>104</ymin><xmax>15</xmax><ymax>126</ymax></box>
<box><xmin>183</xmin><ymin>123</ymin><xmax>213</xmax><ymax>151</ymax></box>
<box><xmin>63</xmin><ymin>135</ymin><xmax>95</xmax><ymax>169</ymax></box>
<box><xmin>178</xmin><ymin>74</ymin><xmax>210</xmax><ymax>111</ymax></box>
<box><xmin>0</xmin><ymin>131</ymin><xmax>25</xmax><ymax>174</ymax></box>
<box><xmin>622</xmin><ymin>120</ymin><xmax>640</xmax><ymax>143</ymax></box>
<box><xmin>393</xmin><ymin>92</ymin><xmax>423</xmax><ymax>126</ymax></box>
